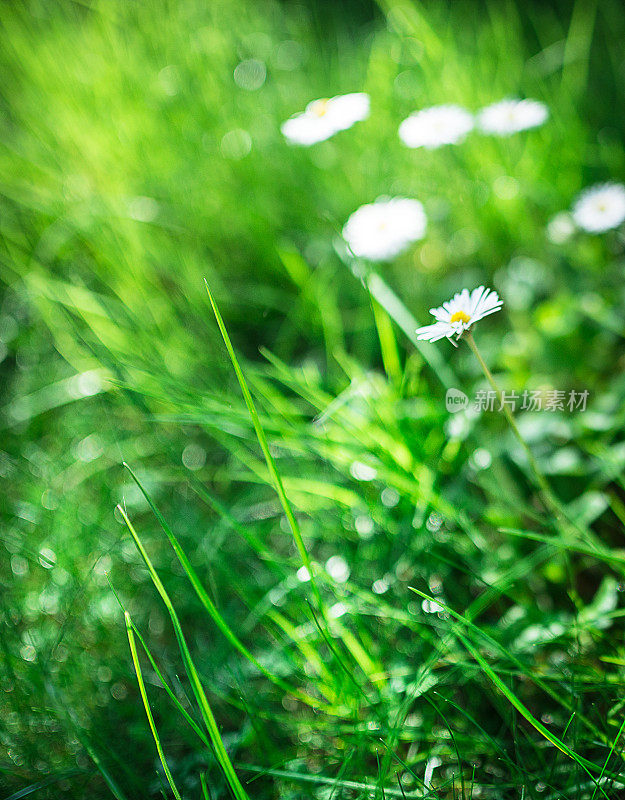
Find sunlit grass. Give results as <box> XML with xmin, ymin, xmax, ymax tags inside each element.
<box><xmin>2</xmin><ymin>0</ymin><xmax>625</xmax><ymax>798</ymax></box>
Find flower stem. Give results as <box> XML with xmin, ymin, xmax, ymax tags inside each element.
<box><xmin>463</xmin><ymin>331</ymin><xmax>567</xmax><ymax>523</ymax></box>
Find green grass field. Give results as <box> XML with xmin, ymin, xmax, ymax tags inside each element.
<box><xmin>2</xmin><ymin>0</ymin><xmax>625</xmax><ymax>797</ymax></box>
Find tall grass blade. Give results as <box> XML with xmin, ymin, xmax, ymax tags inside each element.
<box><xmin>123</xmin><ymin>462</ymin><xmax>325</xmax><ymax>710</ymax></box>
<box><xmin>365</xmin><ymin>272</ymin><xmax>457</xmax><ymax>389</ymax></box>
<box><xmin>204</xmin><ymin>280</ymin><xmax>323</xmax><ymax>611</ymax></box>
<box><xmin>125</xmin><ymin>612</ymin><xmax>183</xmax><ymax>800</ymax></box>
<box><xmin>409</xmin><ymin>587</ymin><xmax>614</xmax><ymax>792</ymax></box>
<box><xmin>117</xmin><ymin>504</ymin><xmax>251</xmax><ymax>800</ymax></box>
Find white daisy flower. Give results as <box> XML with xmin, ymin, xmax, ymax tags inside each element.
<box><xmin>571</xmin><ymin>183</ymin><xmax>625</xmax><ymax>233</ymax></box>
<box><xmin>398</xmin><ymin>104</ymin><xmax>474</xmax><ymax>149</ymax></box>
<box><xmin>342</xmin><ymin>197</ymin><xmax>427</xmax><ymax>261</ymax></box>
<box><xmin>478</xmin><ymin>98</ymin><xmax>548</xmax><ymax>136</ymax></box>
<box><xmin>281</xmin><ymin>92</ymin><xmax>370</xmax><ymax>145</ymax></box>
<box><xmin>416</xmin><ymin>286</ymin><xmax>503</xmax><ymax>343</ymax></box>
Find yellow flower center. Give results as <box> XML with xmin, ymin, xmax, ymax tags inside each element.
<box><xmin>450</xmin><ymin>310</ymin><xmax>471</xmax><ymax>324</ymax></box>
<box><xmin>310</xmin><ymin>99</ymin><xmax>330</xmax><ymax>117</ymax></box>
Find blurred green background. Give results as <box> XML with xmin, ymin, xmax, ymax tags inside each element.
<box><xmin>2</xmin><ymin>0</ymin><xmax>625</xmax><ymax>798</ymax></box>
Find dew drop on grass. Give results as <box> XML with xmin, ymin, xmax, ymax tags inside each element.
<box><xmin>93</xmin><ymin>555</ymin><xmax>112</xmax><ymax>576</ymax></box>
<box><xmin>296</xmin><ymin>566</ymin><xmax>311</xmax><ymax>582</ymax></box>
<box><xmin>182</xmin><ymin>443</ymin><xmax>206</xmax><ymax>471</ymax></box>
<box><xmin>273</xmin><ymin>40</ymin><xmax>304</xmax><ymax>71</ymax></box>
<box><xmin>73</xmin><ymin>434</ymin><xmax>103</xmax><ymax>463</ymax></box>
<box><xmin>41</xmin><ymin>490</ymin><xmax>58</xmax><ymax>510</ymax></box>
<box><xmin>0</xmin><ymin>314</ymin><xmax>18</xmax><ymax>343</ymax></box>
<box><xmin>493</xmin><ymin>175</ymin><xmax>519</xmax><ymax>199</ymax></box>
<box><xmin>547</xmin><ymin>212</ymin><xmax>575</xmax><ymax>243</ymax></box>
<box><xmin>158</xmin><ymin>65</ymin><xmax>180</xmax><ymax>96</ymax></box>
<box><xmin>97</xmin><ymin>666</ymin><xmax>112</xmax><ymax>683</ymax></box>
<box><xmin>269</xmin><ymin>587</ymin><xmax>285</xmax><ymax>606</ymax></box>
<box><xmin>10</xmin><ymin>555</ymin><xmax>28</xmax><ymax>577</ymax></box>
<box><xmin>325</xmin><ymin>555</ymin><xmax>349</xmax><ymax>583</ymax></box>
<box><xmin>220</xmin><ymin>129</ymin><xmax>252</xmax><ymax>160</ymax></box>
<box><xmin>69</xmin><ymin>371</ymin><xmax>102</xmax><ymax>399</ymax></box>
<box><xmin>329</xmin><ymin>601</ymin><xmax>347</xmax><ymax>618</ymax></box>
<box><xmin>38</xmin><ymin>588</ymin><xmax>59</xmax><ymax>614</ymax></box>
<box><xmin>282</xmin><ymin>694</ymin><xmax>298</xmax><ymax>712</ymax></box>
<box><xmin>127</xmin><ymin>196</ymin><xmax>159</xmax><ymax>222</ymax></box>
<box><xmin>350</xmin><ymin>461</ymin><xmax>377</xmax><ymax>481</ymax></box>
<box><xmin>38</xmin><ymin>547</ymin><xmax>56</xmax><ymax>569</ymax></box>
<box><xmin>110</xmin><ymin>683</ymin><xmax>128</xmax><ymax>701</ymax></box>
<box><xmin>355</xmin><ymin>514</ymin><xmax>374</xmax><ymax>538</ymax></box>
<box><xmin>425</xmin><ymin>512</ymin><xmax>443</xmax><ymax>532</ymax></box>
<box><xmin>233</xmin><ymin>59</ymin><xmax>266</xmax><ymax>91</ymax></box>
<box><xmin>421</xmin><ymin>598</ymin><xmax>444</xmax><ymax>614</ymax></box>
<box><xmin>471</xmin><ymin>448</ymin><xmax>492</xmax><ymax>470</ymax></box>
<box><xmin>381</xmin><ymin>487</ymin><xmax>400</xmax><ymax>507</ymax></box>
<box><xmin>20</xmin><ymin>644</ymin><xmax>36</xmax><ymax>662</ymax></box>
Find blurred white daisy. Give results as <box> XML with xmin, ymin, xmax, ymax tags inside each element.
<box><xmin>478</xmin><ymin>99</ymin><xmax>548</xmax><ymax>136</ymax></box>
<box><xmin>571</xmin><ymin>183</ymin><xmax>625</xmax><ymax>233</ymax></box>
<box><xmin>398</xmin><ymin>104</ymin><xmax>474</xmax><ymax>149</ymax></box>
<box><xmin>547</xmin><ymin>212</ymin><xmax>575</xmax><ymax>244</ymax></box>
<box><xmin>343</xmin><ymin>197</ymin><xmax>427</xmax><ymax>261</ymax></box>
<box><xmin>416</xmin><ymin>286</ymin><xmax>503</xmax><ymax>343</ymax></box>
<box><xmin>281</xmin><ymin>92</ymin><xmax>370</xmax><ymax>145</ymax></box>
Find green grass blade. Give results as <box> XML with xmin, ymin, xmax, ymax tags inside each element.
<box><xmin>123</xmin><ymin>463</ymin><xmax>324</xmax><ymax>710</ymax></box>
<box><xmin>117</xmin><ymin>504</ymin><xmax>251</xmax><ymax>800</ymax></box>
<box><xmin>590</xmin><ymin>714</ymin><xmax>625</xmax><ymax>800</ymax></box>
<box><xmin>421</xmin><ymin>577</ymin><xmax>622</xmax><ymax>762</ymax></box>
<box><xmin>188</xmin><ymin>476</ymin><xmax>277</xmax><ymax>563</ymax></box>
<box><xmin>455</xmin><ymin>628</ymin><xmax>609</xmax><ymax>799</ymax></box>
<box><xmin>500</xmin><ymin>527</ymin><xmax>625</xmax><ymax>575</ymax></box>
<box><xmin>238</xmin><ymin>763</ymin><xmax>421</xmax><ymax>798</ymax></box>
<box><xmin>370</xmin><ymin>298</ymin><xmax>402</xmax><ymax>387</ymax></box>
<box><xmin>125</xmin><ymin>612</ymin><xmax>183</xmax><ymax>800</ymax></box>
<box><xmin>409</xmin><ymin>587</ymin><xmax>614</xmax><ymax>791</ymax></box>
<box><xmin>204</xmin><ymin>281</ymin><xmax>322</xmax><ymax>610</ymax></box>
<box><xmin>129</xmin><ymin>619</ymin><xmax>212</xmax><ymax>751</ymax></box>
<box><xmin>365</xmin><ymin>272</ymin><xmax>457</xmax><ymax>390</ymax></box>
<box><xmin>200</xmin><ymin>772</ymin><xmax>214</xmax><ymax>800</ymax></box>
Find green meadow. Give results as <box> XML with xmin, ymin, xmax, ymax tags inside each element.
<box><xmin>2</xmin><ymin>0</ymin><xmax>625</xmax><ymax>797</ymax></box>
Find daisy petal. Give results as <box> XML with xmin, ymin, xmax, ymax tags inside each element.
<box><xmin>416</xmin><ymin>285</ymin><xmax>503</xmax><ymax>345</ymax></box>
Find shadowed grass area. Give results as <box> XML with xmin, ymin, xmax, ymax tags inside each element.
<box><xmin>2</xmin><ymin>0</ymin><xmax>625</xmax><ymax>798</ymax></box>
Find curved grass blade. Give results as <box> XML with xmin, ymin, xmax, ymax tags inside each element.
<box><xmin>409</xmin><ymin>587</ymin><xmax>614</xmax><ymax>793</ymax></box>
<box><xmin>117</xmin><ymin>505</ymin><xmax>250</xmax><ymax>800</ymax></box>
<box><xmin>204</xmin><ymin>281</ymin><xmax>322</xmax><ymax>611</ymax></box>
<box><xmin>125</xmin><ymin>612</ymin><xmax>183</xmax><ymax>800</ymax></box>
<box><xmin>129</xmin><ymin>618</ymin><xmax>212</xmax><ymax>751</ymax></box>
<box><xmin>108</xmin><ymin>577</ymin><xmax>213</xmax><ymax>750</ymax></box>
<box><xmin>393</xmin><ymin>545</ymin><xmax>614</xmax><ymax>759</ymax></box>
<box><xmin>2</xmin><ymin>772</ymin><xmax>83</xmax><ymax>800</ymax></box>
<box><xmin>590</xmin><ymin>715</ymin><xmax>625</xmax><ymax>800</ymax></box>
<box><xmin>365</xmin><ymin>272</ymin><xmax>457</xmax><ymax>390</ymax></box>
<box><xmin>200</xmin><ymin>772</ymin><xmax>214</xmax><ymax>799</ymax></box>
<box><xmin>188</xmin><ymin>477</ymin><xmax>277</xmax><ymax>564</ymax></box>
<box><xmin>454</xmin><ymin>627</ymin><xmax>609</xmax><ymax>799</ymax></box>
<box><xmin>123</xmin><ymin>463</ymin><xmax>324</xmax><ymax>710</ymax></box>
<box><xmin>238</xmin><ymin>763</ymin><xmax>421</xmax><ymax>798</ymax></box>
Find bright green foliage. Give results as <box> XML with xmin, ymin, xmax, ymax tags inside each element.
<box><xmin>2</xmin><ymin>0</ymin><xmax>625</xmax><ymax>798</ymax></box>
